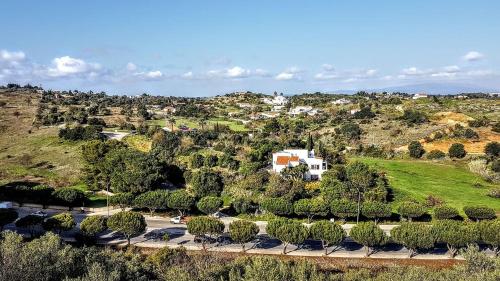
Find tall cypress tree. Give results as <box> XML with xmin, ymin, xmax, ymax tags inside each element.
<box><xmin>306</xmin><ymin>133</ymin><xmax>314</xmax><ymax>151</ymax></box>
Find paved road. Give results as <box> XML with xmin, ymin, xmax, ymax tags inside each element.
<box><xmin>5</xmin><ymin>206</ymin><xmax>491</xmax><ymax>259</ymax></box>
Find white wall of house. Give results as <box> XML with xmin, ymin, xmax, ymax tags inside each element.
<box><xmin>272</xmin><ymin>149</ymin><xmax>327</xmax><ymax>180</ymax></box>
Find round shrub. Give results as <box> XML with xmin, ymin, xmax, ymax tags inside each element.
<box><xmin>397</xmin><ymin>202</ymin><xmax>427</xmax><ymax>221</ymax></box>
<box><xmin>448</xmin><ymin>143</ymin><xmax>466</xmax><ymax>159</ymax></box>
<box><xmin>260</xmin><ymin>197</ymin><xmax>293</xmax><ymax>216</ymax></box>
<box><xmin>52</xmin><ymin>188</ymin><xmax>86</xmax><ymax>207</ymax></box>
<box><xmin>408</xmin><ymin>141</ymin><xmax>425</xmax><ymax>159</ymax></box>
<box><xmin>484</xmin><ymin>142</ymin><xmax>500</xmax><ymax>158</ymax></box>
<box><xmin>433</xmin><ymin>205</ymin><xmax>459</xmax><ymax>220</ymax></box>
<box><xmin>426</xmin><ymin>149</ymin><xmax>445</xmax><ymax>160</ymax></box>
<box><xmin>463</xmin><ymin>206</ymin><xmax>496</xmax><ymax>221</ymax></box>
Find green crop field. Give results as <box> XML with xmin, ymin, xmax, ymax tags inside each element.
<box><xmin>148</xmin><ymin>117</ymin><xmax>249</xmax><ymax>132</ymax></box>
<box><xmin>356</xmin><ymin>157</ymin><xmax>500</xmax><ymax>213</ymax></box>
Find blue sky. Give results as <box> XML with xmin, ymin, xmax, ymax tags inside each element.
<box><xmin>1</xmin><ymin>1</ymin><xmax>499</xmax><ymax>96</ymax></box>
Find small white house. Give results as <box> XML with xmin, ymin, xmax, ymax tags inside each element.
<box><xmin>288</xmin><ymin>106</ymin><xmax>319</xmax><ymax>116</ymax></box>
<box><xmin>263</xmin><ymin>94</ymin><xmax>288</xmax><ymax>106</ymax></box>
<box><xmin>272</xmin><ymin>149</ymin><xmax>327</xmax><ymax>180</ymax></box>
<box><xmin>412</xmin><ymin>93</ymin><xmax>428</xmax><ymax>100</ymax></box>
<box><xmin>332</xmin><ymin>98</ymin><xmax>351</xmax><ymax>105</ymax></box>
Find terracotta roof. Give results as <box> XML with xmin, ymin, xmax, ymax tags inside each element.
<box><xmin>276</xmin><ymin>156</ymin><xmax>290</xmax><ymax>165</ymax></box>
<box><xmin>276</xmin><ymin>155</ymin><xmax>300</xmax><ymax>165</ymax></box>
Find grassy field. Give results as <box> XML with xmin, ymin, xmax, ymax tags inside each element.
<box><xmin>356</xmin><ymin>157</ymin><xmax>500</xmax><ymax>213</ymax></box>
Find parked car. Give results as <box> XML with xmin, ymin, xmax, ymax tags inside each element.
<box><xmin>213</xmin><ymin>211</ymin><xmax>224</xmax><ymax>218</ymax></box>
<box><xmin>170</xmin><ymin>216</ymin><xmax>183</xmax><ymax>224</ymax></box>
<box><xmin>31</xmin><ymin>211</ymin><xmax>48</xmax><ymax>218</ymax></box>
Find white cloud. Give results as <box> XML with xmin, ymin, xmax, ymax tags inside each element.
<box><xmin>322</xmin><ymin>64</ymin><xmax>334</xmax><ymax>71</ymax></box>
<box><xmin>0</xmin><ymin>50</ymin><xmax>26</xmax><ymax>63</ymax></box>
<box><xmin>275</xmin><ymin>72</ymin><xmax>297</xmax><ymax>80</ymax></box>
<box><xmin>182</xmin><ymin>71</ymin><xmax>193</xmax><ymax>78</ymax></box>
<box><xmin>126</xmin><ymin>62</ymin><xmax>137</xmax><ymax>71</ymax></box>
<box><xmin>133</xmin><ymin>70</ymin><xmax>164</xmax><ymax>80</ymax></box>
<box><xmin>463</xmin><ymin>51</ymin><xmax>484</xmax><ymax>61</ymax></box>
<box><xmin>205</xmin><ymin>66</ymin><xmax>267</xmax><ymax>79</ymax></box>
<box><xmin>314</xmin><ymin>68</ymin><xmax>377</xmax><ymax>81</ymax></box>
<box><xmin>46</xmin><ymin>56</ymin><xmax>102</xmax><ymax>77</ymax></box>
<box><xmin>275</xmin><ymin>66</ymin><xmax>302</xmax><ymax>81</ymax></box>
<box><xmin>226</xmin><ymin>66</ymin><xmax>250</xmax><ymax>78</ymax></box>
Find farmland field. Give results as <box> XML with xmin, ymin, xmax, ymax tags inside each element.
<box><xmin>356</xmin><ymin>157</ymin><xmax>500</xmax><ymax>213</ymax></box>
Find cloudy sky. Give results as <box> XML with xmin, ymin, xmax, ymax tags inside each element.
<box><xmin>1</xmin><ymin>1</ymin><xmax>499</xmax><ymax>96</ymax></box>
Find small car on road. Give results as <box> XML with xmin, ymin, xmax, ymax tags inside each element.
<box><xmin>31</xmin><ymin>211</ymin><xmax>48</xmax><ymax>218</ymax></box>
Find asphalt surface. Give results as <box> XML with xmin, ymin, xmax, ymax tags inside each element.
<box><xmin>4</xmin><ymin>206</ymin><xmax>492</xmax><ymax>259</ymax></box>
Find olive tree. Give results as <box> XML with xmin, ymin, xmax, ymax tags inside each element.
<box><xmin>448</xmin><ymin>143</ymin><xmax>466</xmax><ymax>158</ymax></box>
<box><xmin>0</xmin><ymin>209</ymin><xmax>18</xmax><ymax>231</ymax></box>
<box><xmin>397</xmin><ymin>202</ymin><xmax>427</xmax><ymax>221</ymax></box>
<box><xmin>293</xmin><ymin>198</ymin><xmax>329</xmax><ymax>223</ymax></box>
<box><xmin>107</xmin><ymin>211</ymin><xmax>147</xmax><ymax>246</ymax></box>
<box><xmin>433</xmin><ymin>219</ymin><xmax>479</xmax><ymax>258</ymax></box>
<box><xmin>266</xmin><ymin>218</ymin><xmax>309</xmax><ymax>254</ymax></box>
<box><xmin>361</xmin><ymin>201</ymin><xmax>392</xmax><ymax>224</ymax></box>
<box><xmin>229</xmin><ymin>220</ymin><xmax>259</xmax><ymax>252</ymax></box>
<box><xmin>80</xmin><ymin>215</ymin><xmax>108</xmax><ymax>237</ymax></box>
<box><xmin>309</xmin><ymin>220</ymin><xmax>346</xmax><ymax>255</ymax></box>
<box><xmin>42</xmin><ymin>212</ymin><xmax>76</xmax><ymax>234</ymax></box>
<box><xmin>187</xmin><ymin>216</ymin><xmax>225</xmax><ymax>250</ymax></box>
<box><xmin>390</xmin><ymin>222</ymin><xmax>435</xmax><ymax>258</ymax></box>
<box><xmin>196</xmin><ymin>196</ymin><xmax>223</xmax><ymax>215</ymax></box>
<box><xmin>167</xmin><ymin>189</ymin><xmax>195</xmax><ymax>216</ymax></box>
<box><xmin>349</xmin><ymin>221</ymin><xmax>388</xmax><ymax>257</ymax></box>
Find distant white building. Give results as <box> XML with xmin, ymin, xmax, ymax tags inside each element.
<box><xmin>259</xmin><ymin>112</ymin><xmax>280</xmax><ymax>119</ymax></box>
<box><xmin>263</xmin><ymin>93</ymin><xmax>288</xmax><ymax>106</ymax></box>
<box><xmin>237</xmin><ymin>103</ymin><xmax>254</xmax><ymax>109</ymax></box>
<box><xmin>350</xmin><ymin>108</ymin><xmax>360</xmax><ymax>115</ymax></box>
<box><xmin>332</xmin><ymin>98</ymin><xmax>351</xmax><ymax>105</ymax></box>
<box><xmin>288</xmin><ymin>106</ymin><xmax>319</xmax><ymax>116</ymax></box>
<box><xmin>412</xmin><ymin>93</ymin><xmax>428</xmax><ymax>100</ymax></box>
<box><xmin>272</xmin><ymin>149</ymin><xmax>327</xmax><ymax>180</ymax></box>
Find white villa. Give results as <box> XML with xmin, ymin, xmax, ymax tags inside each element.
<box><xmin>272</xmin><ymin>149</ymin><xmax>327</xmax><ymax>180</ymax></box>
<box><xmin>288</xmin><ymin>106</ymin><xmax>318</xmax><ymax>116</ymax></box>
<box><xmin>412</xmin><ymin>93</ymin><xmax>428</xmax><ymax>100</ymax></box>
<box><xmin>263</xmin><ymin>93</ymin><xmax>288</xmax><ymax>106</ymax></box>
<box><xmin>332</xmin><ymin>98</ymin><xmax>351</xmax><ymax>105</ymax></box>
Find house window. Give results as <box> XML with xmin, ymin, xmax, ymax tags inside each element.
<box><xmin>310</xmin><ymin>164</ymin><xmax>320</xmax><ymax>170</ymax></box>
<box><xmin>310</xmin><ymin>174</ymin><xmax>319</xmax><ymax>180</ymax></box>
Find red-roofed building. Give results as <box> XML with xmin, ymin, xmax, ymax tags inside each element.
<box><xmin>272</xmin><ymin>149</ymin><xmax>327</xmax><ymax>180</ymax></box>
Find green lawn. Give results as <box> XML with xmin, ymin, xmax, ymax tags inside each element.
<box><xmin>356</xmin><ymin>157</ymin><xmax>500</xmax><ymax>213</ymax></box>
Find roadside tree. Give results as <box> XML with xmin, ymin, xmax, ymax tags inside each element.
<box><xmin>43</xmin><ymin>212</ymin><xmax>76</xmax><ymax>234</ymax></box>
<box><xmin>361</xmin><ymin>201</ymin><xmax>392</xmax><ymax>224</ymax></box>
<box><xmin>390</xmin><ymin>222</ymin><xmax>435</xmax><ymax>258</ymax></box>
<box><xmin>15</xmin><ymin>215</ymin><xmax>44</xmax><ymax>238</ymax></box>
<box><xmin>266</xmin><ymin>218</ymin><xmax>309</xmax><ymax>254</ymax></box>
<box><xmin>186</xmin><ymin>216</ymin><xmax>225</xmax><ymax>250</ymax></box>
<box><xmin>196</xmin><ymin>196</ymin><xmax>223</xmax><ymax>215</ymax></box>
<box><xmin>228</xmin><ymin>220</ymin><xmax>259</xmax><ymax>252</ymax></box>
<box><xmin>293</xmin><ymin>197</ymin><xmax>329</xmax><ymax>223</ymax></box>
<box><xmin>167</xmin><ymin>189</ymin><xmax>195</xmax><ymax>216</ymax></box>
<box><xmin>397</xmin><ymin>202</ymin><xmax>427</xmax><ymax>221</ymax></box>
<box><xmin>433</xmin><ymin>219</ymin><xmax>479</xmax><ymax>258</ymax></box>
<box><xmin>309</xmin><ymin>220</ymin><xmax>346</xmax><ymax>255</ymax></box>
<box><xmin>349</xmin><ymin>221</ymin><xmax>388</xmax><ymax>257</ymax></box>
<box><xmin>80</xmin><ymin>215</ymin><xmax>108</xmax><ymax>237</ymax></box>
<box><xmin>107</xmin><ymin>211</ymin><xmax>147</xmax><ymax>246</ymax></box>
